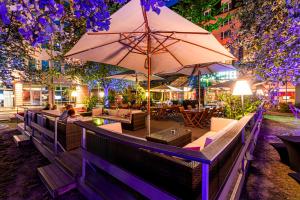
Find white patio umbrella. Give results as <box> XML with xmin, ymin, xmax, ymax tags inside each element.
<box><xmin>66</xmin><ymin>0</ymin><xmax>235</xmax><ymax>134</ymax></box>
<box><xmin>150</xmin><ymin>85</ymin><xmax>182</xmax><ymax>92</ymax></box>
<box><xmin>107</xmin><ymin>70</ymin><xmax>163</xmax><ymax>82</ymax></box>
<box><xmin>178</xmin><ymin>62</ymin><xmax>236</xmax><ymax>109</ymax></box>
<box><xmin>151</xmin><ymin>85</ymin><xmax>183</xmax><ymax>101</ymax></box>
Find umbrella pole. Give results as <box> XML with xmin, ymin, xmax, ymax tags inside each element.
<box><xmin>147</xmin><ymin>57</ymin><xmax>151</xmax><ymax>136</ymax></box>
<box><xmin>143</xmin><ymin>7</ymin><xmax>151</xmax><ymax>136</ymax></box>
<box><xmin>198</xmin><ymin>71</ymin><xmax>201</xmax><ymax>110</ymax></box>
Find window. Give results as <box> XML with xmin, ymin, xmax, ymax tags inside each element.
<box><xmin>42</xmin><ymin>60</ymin><xmax>49</xmax><ymax>71</ymax></box>
<box><xmin>55</xmin><ymin>86</ymin><xmax>71</xmax><ymax>104</ymax></box>
<box><xmin>221</xmin><ymin>30</ymin><xmax>231</xmax><ymax>40</ymax></box>
<box><xmin>28</xmin><ymin>58</ymin><xmax>37</xmax><ymax>70</ymax></box>
<box><xmin>222</xmin><ymin>1</ymin><xmax>232</xmax><ymax>13</ymax></box>
<box><xmin>204</xmin><ymin>10</ymin><xmax>210</xmax><ymax>16</ymax></box>
<box><xmin>222</xmin><ymin>18</ymin><xmax>232</xmax><ymax>27</ymax></box>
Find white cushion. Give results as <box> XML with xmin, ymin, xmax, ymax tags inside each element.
<box><xmin>108</xmin><ymin>109</ymin><xmax>119</xmax><ymax>116</ymax></box>
<box><xmin>208</xmin><ymin>120</ymin><xmax>237</xmax><ymax>141</ymax></box>
<box><xmin>92</xmin><ymin>108</ymin><xmax>103</xmax><ymax>116</ymax></box>
<box><xmin>210</xmin><ymin>117</ymin><xmax>235</xmax><ymax>132</ymax></box>
<box><xmin>118</xmin><ymin>109</ymin><xmax>131</xmax><ymax>117</ymax></box>
<box><xmin>184</xmin><ymin>119</ymin><xmax>237</xmax><ymax>151</ymax></box>
<box><xmin>184</xmin><ymin>131</ymin><xmax>216</xmax><ymax>150</ymax></box>
<box><xmin>101</xmin><ymin>122</ymin><xmax>122</xmax><ymax>133</ymax></box>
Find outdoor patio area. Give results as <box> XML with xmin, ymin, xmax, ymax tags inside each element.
<box><xmin>0</xmin><ymin>0</ymin><xmax>299</xmax><ymax>199</ymax></box>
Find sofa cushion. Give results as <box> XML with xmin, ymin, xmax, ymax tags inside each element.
<box><xmin>210</xmin><ymin>117</ymin><xmax>235</xmax><ymax>132</ymax></box>
<box><xmin>108</xmin><ymin>109</ymin><xmax>119</xmax><ymax>116</ymax></box>
<box><xmin>100</xmin><ymin>115</ymin><xmax>131</xmax><ymax>124</ymax></box>
<box><xmin>207</xmin><ymin>120</ymin><xmax>237</xmax><ymax>142</ymax></box>
<box><xmin>184</xmin><ymin>131</ymin><xmax>216</xmax><ymax>149</ymax></box>
<box><xmin>92</xmin><ymin>108</ymin><xmax>103</xmax><ymax>116</ymax></box>
<box><xmin>101</xmin><ymin>122</ymin><xmax>122</xmax><ymax>133</ymax></box>
<box><xmin>204</xmin><ymin>138</ymin><xmax>213</xmax><ymax>147</ymax></box>
<box><xmin>118</xmin><ymin>109</ymin><xmax>131</xmax><ymax>118</ymax></box>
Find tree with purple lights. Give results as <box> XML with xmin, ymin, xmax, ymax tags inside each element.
<box><xmin>231</xmin><ymin>0</ymin><xmax>300</xmax><ymax>84</ymax></box>
<box><xmin>65</xmin><ymin>62</ymin><xmax>131</xmax><ymax>107</ymax></box>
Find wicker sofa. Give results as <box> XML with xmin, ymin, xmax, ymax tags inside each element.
<box><xmin>92</xmin><ymin>108</ymin><xmax>147</xmax><ymax>131</ymax></box>
<box><xmin>84</xmin><ymin>122</ymin><xmax>243</xmax><ymax>200</ymax></box>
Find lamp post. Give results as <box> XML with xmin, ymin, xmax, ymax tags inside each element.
<box><xmin>232</xmin><ymin>80</ymin><xmax>253</xmax><ymax>116</ymax></box>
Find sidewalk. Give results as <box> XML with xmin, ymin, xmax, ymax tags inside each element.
<box><xmin>241</xmin><ymin>115</ymin><xmax>300</xmax><ymax>200</ymax></box>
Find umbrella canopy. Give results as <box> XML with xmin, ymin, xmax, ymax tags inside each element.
<box><xmin>66</xmin><ymin>0</ymin><xmax>235</xmax><ymax>134</ymax></box>
<box><xmin>107</xmin><ymin>70</ymin><xmax>163</xmax><ymax>81</ymax></box>
<box><xmin>150</xmin><ymin>85</ymin><xmax>182</xmax><ymax>92</ymax></box>
<box><xmin>65</xmin><ymin>0</ymin><xmax>235</xmax><ymax>75</ymax></box>
<box><xmin>178</xmin><ymin>62</ymin><xmax>236</xmax><ymax>76</ymax></box>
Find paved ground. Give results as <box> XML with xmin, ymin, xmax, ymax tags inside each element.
<box><xmin>0</xmin><ymin>121</ymin><xmax>86</xmax><ymax>200</ymax></box>
<box><xmin>241</xmin><ymin>115</ymin><xmax>300</xmax><ymax>200</ymax></box>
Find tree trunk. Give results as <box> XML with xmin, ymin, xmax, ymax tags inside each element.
<box><xmin>295</xmin><ymin>83</ymin><xmax>300</xmax><ymax>105</ymax></box>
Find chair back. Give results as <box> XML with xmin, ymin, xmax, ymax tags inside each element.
<box><xmin>179</xmin><ymin>106</ymin><xmax>185</xmax><ymax>113</ymax></box>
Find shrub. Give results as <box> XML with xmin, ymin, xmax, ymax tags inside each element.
<box><xmin>83</xmin><ymin>96</ymin><xmax>99</xmax><ymax>112</ymax></box>
<box><xmin>218</xmin><ymin>93</ymin><xmax>261</xmax><ymax>120</ymax></box>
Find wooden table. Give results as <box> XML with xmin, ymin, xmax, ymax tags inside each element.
<box><xmin>146</xmin><ymin>127</ymin><xmax>192</xmax><ymax>147</ymax></box>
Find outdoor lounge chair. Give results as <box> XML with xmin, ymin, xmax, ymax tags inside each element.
<box><xmin>278</xmin><ymin>135</ymin><xmax>300</xmax><ymax>183</ymax></box>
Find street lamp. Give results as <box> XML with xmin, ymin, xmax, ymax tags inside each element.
<box><xmin>232</xmin><ymin>80</ymin><xmax>253</xmax><ymax>115</ymax></box>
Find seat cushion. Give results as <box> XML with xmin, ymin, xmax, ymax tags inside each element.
<box><xmin>92</xmin><ymin>108</ymin><xmax>103</xmax><ymax>116</ymax></box>
<box><xmin>184</xmin><ymin>131</ymin><xmax>216</xmax><ymax>149</ymax></box>
<box><xmin>210</xmin><ymin>117</ymin><xmax>236</xmax><ymax>132</ymax></box>
<box><xmin>101</xmin><ymin>122</ymin><xmax>122</xmax><ymax>133</ymax></box>
<box><xmin>108</xmin><ymin>109</ymin><xmax>119</xmax><ymax>116</ymax></box>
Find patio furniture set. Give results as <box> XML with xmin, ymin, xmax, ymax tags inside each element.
<box><xmin>92</xmin><ymin>107</ymin><xmax>147</xmax><ymax>131</ymax></box>
<box><xmin>73</xmin><ymin>109</ymin><xmax>261</xmax><ymax>200</ymax></box>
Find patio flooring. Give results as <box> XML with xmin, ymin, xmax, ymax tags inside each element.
<box><xmin>123</xmin><ymin>119</ymin><xmax>209</xmax><ymax>141</ymax></box>
<box><xmin>241</xmin><ymin>115</ymin><xmax>300</xmax><ymax>200</ymax></box>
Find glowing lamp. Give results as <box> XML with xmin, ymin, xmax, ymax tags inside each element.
<box><xmin>232</xmin><ymin>80</ymin><xmax>253</xmax><ymax>115</ymax></box>
<box><xmin>99</xmin><ymin>91</ymin><xmax>105</xmax><ymax>98</ymax></box>
<box><xmin>232</xmin><ymin>80</ymin><xmax>253</xmax><ymax>96</ymax></box>
<box><xmin>71</xmin><ymin>91</ymin><xmax>78</xmax><ymax>97</ymax></box>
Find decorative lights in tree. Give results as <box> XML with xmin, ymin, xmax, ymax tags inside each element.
<box><xmin>65</xmin><ymin>62</ymin><xmax>132</xmax><ymax>107</ymax></box>
<box><xmin>230</xmin><ymin>0</ymin><xmax>300</xmax><ymax>84</ymax></box>
<box><xmin>0</xmin><ymin>0</ymin><xmax>166</xmax><ymax>46</ymax></box>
